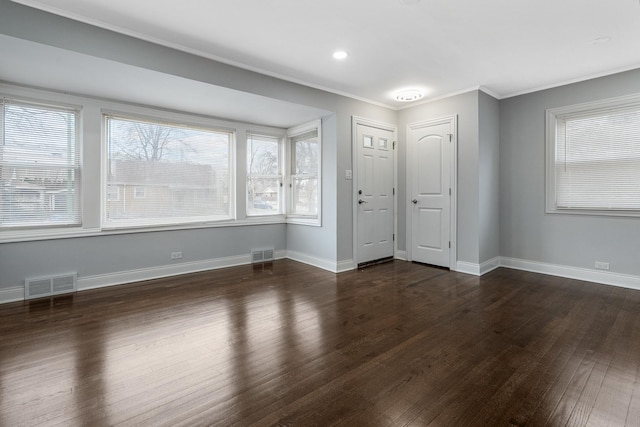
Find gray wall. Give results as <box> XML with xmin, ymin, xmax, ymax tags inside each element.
<box><xmin>500</xmin><ymin>68</ymin><xmax>640</xmax><ymax>276</ymax></box>
<box><xmin>0</xmin><ymin>225</ymin><xmax>286</xmax><ymax>287</ymax></box>
<box><xmin>398</xmin><ymin>91</ymin><xmax>480</xmax><ymax>264</ymax></box>
<box><xmin>478</xmin><ymin>91</ymin><xmax>501</xmax><ymax>263</ymax></box>
<box><xmin>0</xmin><ymin>0</ymin><xmax>396</xmax><ymax>290</ymax></box>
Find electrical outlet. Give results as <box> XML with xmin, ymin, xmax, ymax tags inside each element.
<box><xmin>594</xmin><ymin>261</ymin><xmax>610</xmax><ymax>271</ymax></box>
<box><xmin>171</xmin><ymin>251</ymin><xmax>183</xmax><ymax>260</ymax></box>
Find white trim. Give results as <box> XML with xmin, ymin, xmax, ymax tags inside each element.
<box><xmin>285</xmin><ymin>250</ymin><xmax>342</xmax><ymax>273</ymax></box>
<box><xmin>0</xmin><ymin>218</ymin><xmax>288</xmax><ymax>244</ymax></box>
<box><xmin>500</xmin><ymin>257</ymin><xmax>640</xmax><ymax>291</ymax></box>
<box><xmin>336</xmin><ymin>259</ymin><xmax>356</xmax><ymax>273</ymax></box>
<box><xmin>286</xmin><ymin>119</ymin><xmax>322</xmax><ymax>226</ymax></box>
<box><xmin>480</xmin><ymin>257</ymin><xmax>501</xmax><ymax>275</ymax></box>
<box><xmin>455</xmin><ymin>261</ymin><xmax>481</xmax><ymax>276</ymax></box>
<box><xmin>0</xmin><ymin>249</ymin><xmax>290</xmax><ymax>304</ymax></box>
<box><xmin>454</xmin><ymin>257</ymin><xmax>500</xmax><ymax>276</ymax></box>
<box><xmin>395</xmin><ymin>250</ymin><xmax>407</xmax><ymax>261</ymax></box>
<box><xmin>0</xmin><ymin>286</ymin><xmax>25</xmax><ymax>304</ymax></box>
<box><xmin>351</xmin><ymin>116</ymin><xmax>398</xmax><ymax>266</ymax></box>
<box><xmin>78</xmin><ymin>254</ymin><xmax>253</xmax><ymax>291</ymax></box>
<box><xmin>545</xmin><ymin>92</ymin><xmax>640</xmax><ymax>217</ymax></box>
<box><xmin>502</xmin><ymin>64</ymin><xmax>640</xmax><ymax>100</ymax></box>
<box><xmin>406</xmin><ymin>115</ymin><xmax>458</xmax><ymax>269</ymax></box>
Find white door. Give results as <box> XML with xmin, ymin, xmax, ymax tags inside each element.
<box><xmin>409</xmin><ymin>118</ymin><xmax>455</xmax><ymax>267</ymax></box>
<box><xmin>356</xmin><ymin>123</ymin><xmax>395</xmax><ymax>264</ymax></box>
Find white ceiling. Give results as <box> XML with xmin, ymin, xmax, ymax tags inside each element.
<box><xmin>10</xmin><ymin>0</ymin><xmax>640</xmax><ymax>108</ymax></box>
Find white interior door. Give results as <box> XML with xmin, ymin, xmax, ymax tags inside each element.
<box><xmin>409</xmin><ymin>118</ymin><xmax>454</xmax><ymax>267</ymax></box>
<box><xmin>356</xmin><ymin>123</ymin><xmax>394</xmax><ymax>264</ymax></box>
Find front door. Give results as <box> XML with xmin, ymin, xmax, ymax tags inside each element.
<box><xmin>356</xmin><ymin>123</ymin><xmax>395</xmax><ymax>264</ymax></box>
<box><xmin>409</xmin><ymin>117</ymin><xmax>455</xmax><ymax>267</ymax></box>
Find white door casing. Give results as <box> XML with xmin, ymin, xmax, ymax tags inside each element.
<box><xmin>407</xmin><ymin>116</ymin><xmax>457</xmax><ymax>268</ymax></box>
<box><xmin>353</xmin><ymin>117</ymin><xmax>396</xmax><ymax>265</ymax></box>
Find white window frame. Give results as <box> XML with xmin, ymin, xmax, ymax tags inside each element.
<box><xmin>286</xmin><ymin>119</ymin><xmax>322</xmax><ymax>226</ymax></box>
<box><xmin>0</xmin><ymin>82</ymin><xmax>327</xmax><ymax>243</ymax></box>
<box><xmin>246</xmin><ymin>131</ymin><xmax>284</xmax><ymax>217</ymax></box>
<box><xmin>546</xmin><ymin>93</ymin><xmax>640</xmax><ymax>217</ymax></box>
<box><xmin>102</xmin><ymin>110</ymin><xmax>236</xmax><ymax>230</ymax></box>
<box><xmin>0</xmin><ymin>95</ymin><xmax>82</xmax><ymax>231</ymax></box>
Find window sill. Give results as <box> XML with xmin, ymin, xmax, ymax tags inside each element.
<box><xmin>0</xmin><ymin>216</ymin><xmax>287</xmax><ymax>244</ymax></box>
<box><xmin>286</xmin><ymin>216</ymin><xmax>321</xmax><ymax>227</ymax></box>
<box><xmin>546</xmin><ymin>207</ymin><xmax>640</xmax><ymax>218</ymax></box>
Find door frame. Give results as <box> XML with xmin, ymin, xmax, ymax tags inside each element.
<box><xmin>352</xmin><ymin>116</ymin><xmax>398</xmax><ymax>265</ymax></box>
<box><xmin>406</xmin><ymin>115</ymin><xmax>458</xmax><ymax>270</ymax></box>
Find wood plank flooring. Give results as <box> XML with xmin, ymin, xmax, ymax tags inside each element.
<box><xmin>1</xmin><ymin>259</ymin><xmax>640</xmax><ymax>426</ymax></box>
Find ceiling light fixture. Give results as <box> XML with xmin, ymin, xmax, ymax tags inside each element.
<box><xmin>395</xmin><ymin>89</ymin><xmax>424</xmax><ymax>102</ymax></box>
<box><xmin>333</xmin><ymin>50</ymin><xmax>348</xmax><ymax>60</ymax></box>
<box><xmin>592</xmin><ymin>36</ymin><xmax>611</xmax><ymax>45</ymax></box>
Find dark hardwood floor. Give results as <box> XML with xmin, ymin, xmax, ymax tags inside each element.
<box><xmin>1</xmin><ymin>259</ymin><xmax>639</xmax><ymax>426</ymax></box>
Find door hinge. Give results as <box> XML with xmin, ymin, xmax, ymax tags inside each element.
<box><xmin>393</xmin><ymin>141</ymin><xmax>396</xmax><ymax>149</ymax></box>
<box><xmin>449</xmin><ymin>188</ymin><xmax>451</xmax><ymax>196</ymax></box>
<box><xmin>393</xmin><ymin>234</ymin><xmax>395</xmax><ymax>241</ymax></box>
<box><xmin>448</xmin><ymin>133</ymin><xmax>452</xmax><ymax>142</ymax></box>
<box><xmin>449</xmin><ymin>241</ymin><xmax>451</xmax><ymax>248</ymax></box>
<box><xmin>393</xmin><ymin>187</ymin><xmax>395</xmax><ymax>195</ymax></box>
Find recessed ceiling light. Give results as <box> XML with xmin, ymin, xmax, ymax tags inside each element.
<box><xmin>333</xmin><ymin>50</ymin><xmax>348</xmax><ymax>60</ymax></box>
<box><xmin>395</xmin><ymin>89</ymin><xmax>425</xmax><ymax>102</ymax></box>
<box><xmin>592</xmin><ymin>36</ymin><xmax>611</xmax><ymax>45</ymax></box>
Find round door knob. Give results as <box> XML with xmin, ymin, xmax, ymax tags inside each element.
<box><xmin>358</xmin><ymin>199</ymin><xmax>368</xmax><ymax>204</ymax></box>
<box><xmin>412</xmin><ymin>199</ymin><xmax>418</xmax><ymax>204</ymax></box>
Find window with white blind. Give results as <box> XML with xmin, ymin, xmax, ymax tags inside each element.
<box><xmin>104</xmin><ymin>114</ymin><xmax>233</xmax><ymax>228</ymax></box>
<box><xmin>288</xmin><ymin>120</ymin><xmax>321</xmax><ymax>223</ymax></box>
<box><xmin>247</xmin><ymin>133</ymin><xmax>282</xmax><ymax>216</ymax></box>
<box><xmin>546</xmin><ymin>94</ymin><xmax>640</xmax><ymax>216</ymax></box>
<box><xmin>0</xmin><ymin>99</ymin><xmax>81</xmax><ymax>229</ymax></box>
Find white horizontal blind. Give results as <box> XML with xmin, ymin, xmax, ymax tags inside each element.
<box><xmin>104</xmin><ymin>115</ymin><xmax>232</xmax><ymax>227</ymax></box>
<box><xmin>247</xmin><ymin>133</ymin><xmax>281</xmax><ymax>216</ymax></box>
<box><xmin>555</xmin><ymin>107</ymin><xmax>640</xmax><ymax>210</ymax></box>
<box><xmin>0</xmin><ymin>98</ymin><xmax>81</xmax><ymax>229</ymax></box>
<box><xmin>290</xmin><ymin>129</ymin><xmax>319</xmax><ymax>217</ymax></box>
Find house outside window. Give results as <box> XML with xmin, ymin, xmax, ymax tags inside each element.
<box><xmin>287</xmin><ymin>120</ymin><xmax>321</xmax><ymax>224</ymax></box>
<box><xmin>247</xmin><ymin>133</ymin><xmax>282</xmax><ymax>216</ymax></box>
<box><xmin>0</xmin><ymin>98</ymin><xmax>81</xmax><ymax>229</ymax></box>
<box><xmin>104</xmin><ymin>114</ymin><xmax>233</xmax><ymax>228</ymax></box>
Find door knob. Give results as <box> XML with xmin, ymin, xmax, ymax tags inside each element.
<box><xmin>412</xmin><ymin>199</ymin><xmax>418</xmax><ymax>204</ymax></box>
<box><xmin>358</xmin><ymin>199</ymin><xmax>368</xmax><ymax>204</ymax></box>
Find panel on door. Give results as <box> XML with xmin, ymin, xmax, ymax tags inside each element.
<box><xmin>410</xmin><ymin>120</ymin><xmax>452</xmax><ymax>267</ymax></box>
<box><xmin>356</xmin><ymin>124</ymin><xmax>395</xmax><ymax>264</ymax></box>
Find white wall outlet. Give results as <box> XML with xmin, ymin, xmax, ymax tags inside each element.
<box><xmin>345</xmin><ymin>169</ymin><xmax>353</xmax><ymax>180</ymax></box>
<box><xmin>171</xmin><ymin>251</ymin><xmax>183</xmax><ymax>260</ymax></box>
<box><xmin>594</xmin><ymin>261</ymin><xmax>610</xmax><ymax>270</ymax></box>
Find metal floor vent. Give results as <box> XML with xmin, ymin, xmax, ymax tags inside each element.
<box><xmin>25</xmin><ymin>273</ymin><xmax>77</xmax><ymax>300</ymax></box>
<box><xmin>251</xmin><ymin>248</ymin><xmax>275</xmax><ymax>263</ymax></box>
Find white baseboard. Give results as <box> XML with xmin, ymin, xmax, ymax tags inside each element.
<box><xmin>395</xmin><ymin>250</ymin><xmax>408</xmax><ymax>261</ymax></box>
<box><xmin>336</xmin><ymin>259</ymin><xmax>356</xmax><ymax>273</ymax></box>
<box><xmin>285</xmin><ymin>250</ymin><xmax>344</xmax><ymax>273</ymax></box>
<box><xmin>480</xmin><ymin>257</ymin><xmax>501</xmax><ymax>275</ymax></box>
<box><xmin>78</xmin><ymin>254</ymin><xmax>255</xmax><ymax>291</ymax></box>
<box><xmin>455</xmin><ymin>261</ymin><xmax>481</xmax><ymax>275</ymax></box>
<box><xmin>0</xmin><ymin>286</ymin><xmax>24</xmax><ymax>304</ymax></box>
<box><xmin>454</xmin><ymin>257</ymin><xmax>513</xmax><ymax>276</ymax></box>
<box><xmin>6</xmin><ymin>252</ymin><xmax>636</xmax><ymax>305</ymax></box>
<box><xmin>500</xmin><ymin>257</ymin><xmax>640</xmax><ymax>291</ymax></box>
